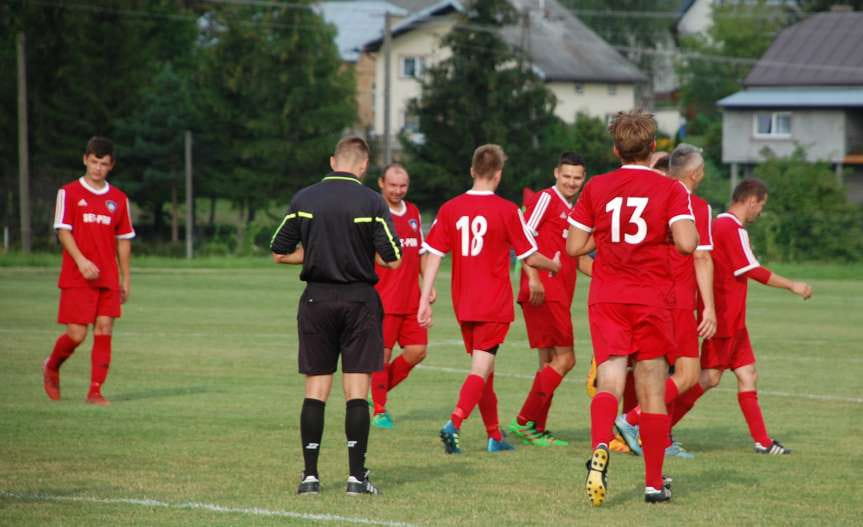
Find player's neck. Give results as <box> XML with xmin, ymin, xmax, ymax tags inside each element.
<box><xmin>471</xmin><ymin>179</ymin><xmax>497</xmax><ymax>193</ymax></box>
<box><xmin>726</xmin><ymin>206</ymin><xmax>747</xmax><ymax>226</ymax></box>
<box><xmin>387</xmin><ymin>200</ymin><xmax>406</xmax><ymax>214</ymax></box>
<box><xmin>82</xmin><ymin>174</ymin><xmax>108</xmax><ymax>190</ymax></box>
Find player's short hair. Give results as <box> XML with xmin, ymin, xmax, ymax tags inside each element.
<box><xmin>86</xmin><ymin>136</ymin><xmax>114</xmax><ymax>159</ymax></box>
<box><xmin>471</xmin><ymin>144</ymin><xmax>507</xmax><ymax>179</ymax></box>
<box><xmin>333</xmin><ymin>136</ymin><xmax>370</xmax><ymax>165</ymax></box>
<box><xmin>608</xmin><ymin>110</ymin><xmax>656</xmax><ymax>163</ymax></box>
<box><xmin>732</xmin><ymin>178</ymin><xmax>768</xmax><ymax>203</ymax></box>
<box><xmin>381</xmin><ymin>162</ymin><xmax>407</xmax><ymax>181</ymax></box>
<box><xmin>669</xmin><ymin>143</ymin><xmax>703</xmax><ymax>178</ymax></box>
<box><xmin>652</xmin><ymin>154</ymin><xmax>670</xmax><ymax>173</ymax></box>
<box><xmin>557</xmin><ymin>152</ymin><xmax>585</xmax><ymax>169</ymax></box>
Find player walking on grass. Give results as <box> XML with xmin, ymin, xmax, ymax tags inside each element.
<box><xmin>567</xmin><ymin>110</ymin><xmax>698</xmax><ymax>506</ymax></box>
<box><xmin>664</xmin><ymin>178</ymin><xmax>812</xmax><ymax>455</ymax></box>
<box><xmin>418</xmin><ymin>144</ymin><xmax>561</xmax><ymax>454</ymax></box>
<box><xmin>371</xmin><ymin>163</ymin><xmax>434</xmax><ymax>429</ymax></box>
<box><xmin>43</xmin><ymin>137</ymin><xmax>135</xmax><ymax>406</ymax></box>
<box><xmin>509</xmin><ymin>152</ymin><xmax>593</xmax><ymax>447</ymax></box>
<box><xmin>615</xmin><ymin>144</ymin><xmax>717</xmax><ymax>460</ymax></box>
<box><xmin>270</xmin><ymin>137</ymin><xmax>402</xmax><ymax>496</ymax></box>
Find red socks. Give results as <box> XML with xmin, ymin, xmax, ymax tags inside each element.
<box><xmin>622</xmin><ymin>370</ymin><xmax>638</xmax><ymax>413</ymax></box>
<box><xmin>641</xmin><ymin>413</ymin><xmax>670</xmax><ymax>490</ymax></box>
<box><xmin>590</xmin><ymin>391</ymin><xmax>618</xmax><ymax>448</ymax></box>
<box><xmin>738</xmin><ymin>390</ymin><xmax>771</xmax><ymax>446</ymax></box>
<box><xmin>517</xmin><ymin>366</ymin><xmax>563</xmax><ymax>426</ymax></box>
<box><xmin>517</xmin><ymin>370</ymin><xmax>542</xmax><ymax>425</ymax></box>
<box><xmin>89</xmin><ymin>335</ymin><xmax>112</xmax><ymax>394</ymax></box>
<box><xmin>47</xmin><ymin>334</ymin><xmax>79</xmax><ymax>370</ymax></box>
<box><xmin>624</xmin><ymin>378</ymin><xmax>680</xmax><ymax>426</ymax></box>
<box><xmin>371</xmin><ymin>370</ymin><xmax>388</xmax><ymax>415</ymax></box>
<box><xmin>478</xmin><ymin>373</ymin><xmax>502</xmax><ymax>440</ymax></box>
<box><xmin>670</xmin><ymin>383</ymin><xmax>704</xmax><ymax>427</ymax></box>
<box><xmin>534</xmin><ymin>392</ymin><xmax>554</xmax><ymax>432</ymax></box>
<box><xmin>451</xmin><ymin>374</ymin><xmax>485</xmax><ymax>429</ymax></box>
<box><xmin>387</xmin><ymin>355</ymin><xmax>415</xmax><ymax>390</ymax></box>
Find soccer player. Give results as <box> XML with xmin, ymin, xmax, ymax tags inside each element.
<box><xmin>43</xmin><ymin>136</ymin><xmax>135</xmax><ymax>406</ymax></box>
<box><xmin>614</xmin><ymin>143</ymin><xmax>718</xmax><ymax>459</ymax></box>
<box><xmin>271</xmin><ymin>137</ymin><xmax>402</xmax><ymax>496</ymax></box>
<box><xmin>567</xmin><ymin>110</ymin><xmax>697</xmax><ymax>505</ymax></box>
<box><xmin>418</xmin><ymin>144</ymin><xmax>561</xmax><ymax>454</ymax></box>
<box><xmin>666</xmin><ymin>178</ymin><xmax>812</xmax><ymax>455</ymax></box>
<box><xmin>371</xmin><ymin>163</ymin><xmax>433</xmax><ymax>429</ymax></box>
<box><xmin>509</xmin><ymin>152</ymin><xmax>593</xmax><ymax>447</ymax></box>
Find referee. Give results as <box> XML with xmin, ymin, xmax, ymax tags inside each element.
<box><xmin>270</xmin><ymin>137</ymin><xmax>401</xmax><ymax>496</ymax></box>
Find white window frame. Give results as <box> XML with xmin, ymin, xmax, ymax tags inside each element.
<box><xmin>400</xmin><ymin>56</ymin><xmax>425</xmax><ymax>79</ymax></box>
<box><xmin>574</xmin><ymin>83</ymin><xmax>584</xmax><ymax>95</ymax></box>
<box><xmin>753</xmin><ymin>111</ymin><xmax>792</xmax><ymax>139</ymax></box>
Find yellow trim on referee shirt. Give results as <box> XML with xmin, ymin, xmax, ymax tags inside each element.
<box><xmin>270</xmin><ymin>213</ymin><xmax>297</xmax><ymax>245</ymax></box>
<box><xmin>323</xmin><ymin>176</ymin><xmax>361</xmax><ymax>184</ymax></box>
<box><xmin>297</xmin><ymin>211</ymin><xmax>314</xmax><ymax>219</ymax></box>
<box><xmin>375</xmin><ymin>217</ymin><xmax>401</xmax><ymax>260</ymax></box>
<box><xmin>353</xmin><ymin>217</ymin><xmax>373</xmax><ymax>223</ymax></box>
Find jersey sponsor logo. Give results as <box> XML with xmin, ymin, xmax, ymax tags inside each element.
<box><xmin>408</xmin><ymin>218</ymin><xmax>419</xmax><ymax>231</ymax></box>
<box><xmin>78</xmin><ymin>199</ymin><xmax>88</xmax><ymax>207</ymax></box>
<box><xmin>83</xmin><ymin>213</ymin><xmax>112</xmax><ymax>225</ymax></box>
<box><xmin>305</xmin><ymin>442</ymin><xmax>319</xmax><ymax>450</ymax></box>
<box><xmin>401</xmin><ymin>237</ymin><xmax>419</xmax><ymax>248</ymax></box>
<box><xmin>560</xmin><ymin>212</ymin><xmax>567</xmax><ymax>220</ymax></box>
<box><xmin>106</xmin><ymin>200</ymin><xmax>117</xmax><ymax>213</ymax></box>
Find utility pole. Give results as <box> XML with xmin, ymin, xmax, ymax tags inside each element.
<box><xmin>17</xmin><ymin>32</ymin><xmax>31</xmax><ymax>253</ymax></box>
<box><xmin>185</xmin><ymin>130</ymin><xmax>194</xmax><ymax>259</ymax></box>
<box><xmin>382</xmin><ymin>11</ymin><xmax>392</xmax><ymax>166</ymax></box>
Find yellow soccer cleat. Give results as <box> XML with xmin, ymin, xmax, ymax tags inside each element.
<box><xmin>584</xmin><ymin>444</ymin><xmax>610</xmax><ymax>507</ymax></box>
<box><xmin>586</xmin><ymin>359</ymin><xmax>598</xmax><ymax>398</ymax></box>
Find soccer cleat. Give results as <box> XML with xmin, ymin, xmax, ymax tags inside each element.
<box><xmin>614</xmin><ymin>415</ymin><xmax>642</xmax><ymax>456</ymax></box>
<box><xmin>665</xmin><ymin>443</ymin><xmax>695</xmax><ymax>459</ymax></box>
<box><xmin>585</xmin><ymin>359</ymin><xmax>598</xmax><ymax>398</ymax></box>
<box><xmin>754</xmin><ymin>439</ymin><xmax>791</xmax><ymax>455</ymax></box>
<box><xmin>487</xmin><ymin>437</ymin><xmax>515</xmax><ymax>452</ymax></box>
<box><xmin>372</xmin><ymin>411</ymin><xmax>394</xmax><ymax>430</ymax></box>
<box><xmin>508</xmin><ymin>419</ymin><xmax>548</xmax><ymax>446</ymax></box>
<box><xmin>439</xmin><ymin>420</ymin><xmax>461</xmax><ymax>454</ymax></box>
<box><xmin>42</xmin><ymin>359</ymin><xmax>61</xmax><ymax>401</ymax></box>
<box><xmin>644</xmin><ymin>485</ymin><xmax>671</xmax><ymax>503</ymax></box>
<box><xmin>297</xmin><ymin>473</ymin><xmax>320</xmax><ymax>495</ymax></box>
<box><xmin>536</xmin><ymin>430</ymin><xmax>568</xmax><ymax>446</ymax></box>
<box><xmin>609</xmin><ymin>434</ymin><xmax>631</xmax><ymax>453</ymax></box>
<box><xmin>85</xmin><ymin>392</ymin><xmax>110</xmax><ymax>406</ymax></box>
<box><xmin>346</xmin><ymin>470</ymin><xmax>380</xmax><ymax>495</ymax></box>
<box><xmin>584</xmin><ymin>444</ymin><xmax>610</xmax><ymax>507</ymax></box>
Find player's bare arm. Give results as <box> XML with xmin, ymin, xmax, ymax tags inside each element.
<box><xmin>417</xmin><ymin>253</ymin><xmax>442</xmax><ymax>327</ymax></box>
<box><xmin>58</xmin><ymin>229</ymin><xmax>100</xmax><ymax>280</ymax></box>
<box><xmin>670</xmin><ymin>219</ymin><xmax>698</xmax><ymax>255</ymax></box>
<box><xmin>577</xmin><ymin>254</ymin><xmax>594</xmax><ymax>277</ymax></box>
<box><xmin>272</xmin><ymin>246</ymin><xmax>304</xmax><ymax>265</ymax></box>
<box><xmin>419</xmin><ymin>252</ymin><xmax>437</xmax><ymax>304</ymax></box>
<box><xmin>565</xmin><ymin>225</ymin><xmax>591</xmax><ymax>256</ymax></box>
<box><xmin>524</xmin><ymin>251</ymin><xmax>560</xmax><ymax>274</ymax></box>
<box><xmin>376</xmin><ymin>252</ymin><xmax>401</xmax><ymax>269</ymax></box>
<box><xmin>693</xmin><ymin>249</ymin><xmax>716</xmax><ymax>338</ymax></box>
<box><xmin>523</xmin><ymin>263</ymin><xmax>545</xmax><ymax>305</ymax></box>
<box><xmin>763</xmin><ymin>271</ymin><xmax>813</xmax><ymax>300</ymax></box>
<box><xmin>117</xmin><ymin>238</ymin><xmax>131</xmax><ymax>303</ymax></box>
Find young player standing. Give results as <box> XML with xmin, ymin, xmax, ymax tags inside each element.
<box><xmin>43</xmin><ymin>137</ymin><xmax>135</xmax><ymax>406</ymax></box>
<box><xmin>418</xmin><ymin>144</ymin><xmax>561</xmax><ymax>454</ymax></box>
<box><xmin>567</xmin><ymin>111</ymin><xmax>698</xmax><ymax>505</ymax></box>
<box><xmin>615</xmin><ymin>143</ymin><xmax>718</xmax><ymax>459</ymax></box>
<box><xmin>371</xmin><ymin>164</ymin><xmax>433</xmax><ymax>429</ymax></box>
<box><xmin>665</xmin><ymin>178</ymin><xmax>812</xmax><ymax>455</ymax></box>
<box><xmin>509</xmin><ymin>152</ymin><xmax>593</xmax><ymax>447</ymax></box>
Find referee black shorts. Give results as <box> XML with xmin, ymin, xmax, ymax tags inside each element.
<box><xmin>297</xmin><ymin>282</ymin><xmax>384</xmax><ymax>375</ymax></box>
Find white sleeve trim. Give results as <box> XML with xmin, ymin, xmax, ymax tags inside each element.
<box><xmin>116</xmin><ymin>232</ymin><xmax>136</xmax><ymax>240</ymax></box>
<box><xmin>516</xmin><ymin>247</ymin><xmax>538</xmax><ymax>261</ymax></box>
<box><xmin>733</xmin><ymin>262</ymin><xmax>759</xmax><ymax>277</ymax></box>
<box><xmin>525</xmin><ymin>192</ymin><xmax>550</xmax><ymax>235</ymax></box>
<box><xmin>421</xmin><ymin>242</ymin><xmax>446</xmax><ymax>257</ymax></box>
<box><xmin>668</xmin><ymin>214</ymin><xmax>695</xmax><ymax>226</ymax></box>
<box><xmin>567</xmin><ymin>217</ymin><xmax>593</xmax><ymax>233</ymax></box>
<box><xmin>54</xmin><ymin>223</ymin><xmax>72</xmax><ymax>230</ymax></box>
<box><xmin>54</xmin><ymin>189</ymin><xmax>66</xmax><ymax>227</ymax></box>
<box><xmin>695</xmin><ymin>244</ymin><xmax>713</xmax><ymax>251</ymax></box>
<box><xmin>706</xmin><ymin>204</ymin><xmax>714</xmax><ymax>248</ymax></box>
<box><xmin>737</xmin><ymin>228</ymin><xmax>760</xmax><ymax>268</ymax></box>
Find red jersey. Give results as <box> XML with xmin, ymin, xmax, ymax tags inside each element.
<box><xmin>53</xmin><ymin>177</ymin><xmax>135</xmax><ymax>290</ymax></box>
<box><xmin>669</xmin><ymin>185</ymin><xmax>713</xmax><ymax>311</ymax></box>
<box><xmin>517</xmin><ymin>186</ymin><xmax>577</xmax><ymax>305</ymax></box>
<box><xmin>424</xmin><ymin>190</ymin><xmax>537</xmax><ymax>323</ymax></box>
<box><xmin>568</xmin><ymin>165</ymin><xmax>694</xmax><ymax>308</ymax></box>
<box><xmin>710</xmin><ymin>212</ymin><xmax>760</xmax><ymax>337</ymax></box>
<box><xmin>375</xmin><ymin>200</ymin><xmax>424</xmax><ymax>314</ymax></box>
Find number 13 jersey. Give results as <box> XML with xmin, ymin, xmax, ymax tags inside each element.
<box><xmin>424</xmin><ymin>190</ymin><xmax>537</xmax><ymax>323</ymax></box>
<box><xmin>568</xmin><ymin>165</ymin><xmax>694</xmax><ymax>308</ymax></box>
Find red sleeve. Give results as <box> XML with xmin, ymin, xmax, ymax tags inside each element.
<box><xmin>524</xmin><ymin>191</ymin><xmax>551</xmax><ymax>236</ymax></box>
<box><xmin>667</xmin><ymin>182</ymin><xmax>695</xmax><ymax>227</ymax></box>
<box><xmin>115</xmin><ymin>197</ymin><xmax>136</xmax><ymax>239</ymax></box>
<box><xmin>745</xmin><ymin>265</ymin><xmax>771</xmax><ymax>284</ymax></box>
<box><xmin>695</xmin><ymin>203</ymin><xmax>713</xmax><ymax>251</ymax></box>
<box><xmin>568</xmin><ymin>181</ymin><xmax>593</xmax><ymax>232</ymax></box>
<box><xmin>423</xmin><ymin>207</ymin><xmax>449</xmax><ymax>257</ymax></box>
<box><xmin>730</xmin><ymin>227</ymin><xmax>760</xmax><ymax>277</ymax></box>
<box><xmin>506</xmin><ymin>206</ymin><xmax>538</xmax><ymax>260</ymax></box>
<box><xmin>53</xmin><ymin>188</ymin><xmax>74</xmax><ymax>231</ymax></box>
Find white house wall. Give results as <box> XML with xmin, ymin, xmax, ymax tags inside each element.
<box><xmin>722</xmin><ymin>109</ymin><xmax>847</xmax><ymax>163</ymax></box>
<box><xmin>547</xmin><ymin>82</ymin><xmax>636</xmax><ymax>124</ymax></box>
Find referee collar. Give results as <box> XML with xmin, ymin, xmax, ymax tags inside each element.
<box><xmin>322</xmin><ymin>171</ymin><xmax>362</xmax><ymax>183</ymax></box>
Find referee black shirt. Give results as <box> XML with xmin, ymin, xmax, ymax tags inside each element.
<box><xmin>270</xmin><ymin>172</ymin><xmax>401</xmax><ymax>285</ymax></box>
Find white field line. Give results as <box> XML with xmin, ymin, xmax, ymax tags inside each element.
<box><xmin>415</xmin><ymin>364</ymin><xmax>863</xmax><ymax>405</ymax></box>
<box><xmin>0</xmin><ymin>491</ymin><xmax>418</xmax><ymax>527</ymax></box>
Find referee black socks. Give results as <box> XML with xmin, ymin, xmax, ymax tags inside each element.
<box><xmin>300</xmin><ymin>398</ymin><xmax>325</xmax><ymax>478</ymax></box>
<box><xmin>345</xmin><ymin>398</ymin><xmax>370</xmax><ymax>480</ymax></box>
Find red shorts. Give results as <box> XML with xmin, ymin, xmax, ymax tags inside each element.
<box><xmin>701</xmin><ymin>327</ymin><xmax>755</xmax><ymax>371</ymax></box>
<box><xmin>588</xmin><ymin>303</ymin><xmax>673</xmax><ymax>365</ymax></box>
<box><xmin>667</xmin><ymin>308</ymin><xmax>699</xmax><ymax>364</ymax></box>
<box><xmin>520</xmin><ymin>301</ymin><xmax>573</xmax><ymax>349</ymax></box>
<box><xmin>382</xmin><ymin>313</ymin><xmax>428</xmax><ymax>349</ymax></box>
<box><xmin>459</xmin><ymin>321</ymin><xmax>510</xmax><ymax>354</ymax></box>
<box><xmin>58</xmin><ymin>287</ymin><xmax>121</xmax><ymax>325</ymax></box>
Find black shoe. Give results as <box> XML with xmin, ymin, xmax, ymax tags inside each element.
<box><xmin>754</xmin><ymin>439</ymin><xmax>791</xmax><ymax>455</ymax></box>
<box><xmin>584</xmin><ymin>444</ymin><xmax>610</xmax><ymax>507</ymax></box>
<box><xmin>645</xmin><ymin>485</ymin><xmax>671</xmax><ymax>503</ymax></box>
<box><xmin>346</xmin><ymin>470</ymin><xmax>380</xmax><ymax>495</ymax></box>
<box><xmin>297</xmin><ymin>473</ymin><xmax>320</xmax><ymax>495</ymax></box>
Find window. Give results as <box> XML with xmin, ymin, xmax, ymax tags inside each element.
<box><xmin>608</xmin><ymin>84</ymin><xmax>617</xmax><ymax>96</ymax></box>
<box><xmin>754</xmin><ymin>112</ymin><xmax>791</xmax><ymax>137</ymax></box>
<box><xmin>400</xmin><ymin>56</ymin><xmax>425</xmax><ymax>79</ymax></box>
<box><xmin>574</xmin><ymin>83</ymin><xmax>584</xmax><ymax>95</ymax></box>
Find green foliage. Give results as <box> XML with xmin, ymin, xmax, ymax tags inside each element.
<box><xmin>544</xmin><ymin>113</ymin><xmax>619</xmax><ymax>178</ymax></box>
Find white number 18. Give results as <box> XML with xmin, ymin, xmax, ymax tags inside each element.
<box><xmin>455</xmin><ymin>215</ymin><xmax>488</xmax><ymax>256</ymax></box>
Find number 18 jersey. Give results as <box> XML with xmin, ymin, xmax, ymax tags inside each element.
<box><xmin>424</xmin><ymin>190</ymin><xmax>537</xmax><ymax>323</ymax></box>
<box><xmin>568</xmin><ymin>165</ymin><xmax>694</xmax><ymax>308</ymax></box>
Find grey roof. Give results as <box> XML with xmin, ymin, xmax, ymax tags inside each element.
<box><xmin>718</xmin><ymin>87</ymin><xmax>863</xmax><ymax>108</ymax></box>
<box><xmin>316</xmin><ymin>1</ymin><xmax>408</xmax><ymax>62</ymax></box>
<box><xmin>364</xmin><ymin>0</ymin><xmax>645</xmax><ymax>83</ymax></box>
<box><xmin>386</xmin><ymin>0</ymin><xmax>441</xmax><ymax>12</ymax></box>
<box><xmin>745</xmin><ymin>11</ymin><xmax>863</xmax><ymax>87</ymax></box>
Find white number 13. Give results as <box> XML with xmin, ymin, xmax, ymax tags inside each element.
<box><xmin>606</xmin><ymin>197</ymin><xmax>648</xmax><ymax>244</ymax></box>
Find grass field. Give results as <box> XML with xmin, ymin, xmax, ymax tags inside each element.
<box><xmin>1</xmin><ymin>260</ymin><xmax>862</xmax><ymax>526</ymax></box>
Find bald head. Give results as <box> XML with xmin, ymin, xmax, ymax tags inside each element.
<box><xmin>330</xmin><ymin>136</ymin><xmax>370</xmax><ymax>178</ymax></box>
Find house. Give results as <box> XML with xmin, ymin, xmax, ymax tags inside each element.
<box><xmin>717</xmin><ymin>8</ymin><xmax>863</xmax><ymax>201</ymax></box>
<box><xmin>361</xmin><ymin>0</ymin><xmax>646</xmax><ymax>156</ymax></box>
